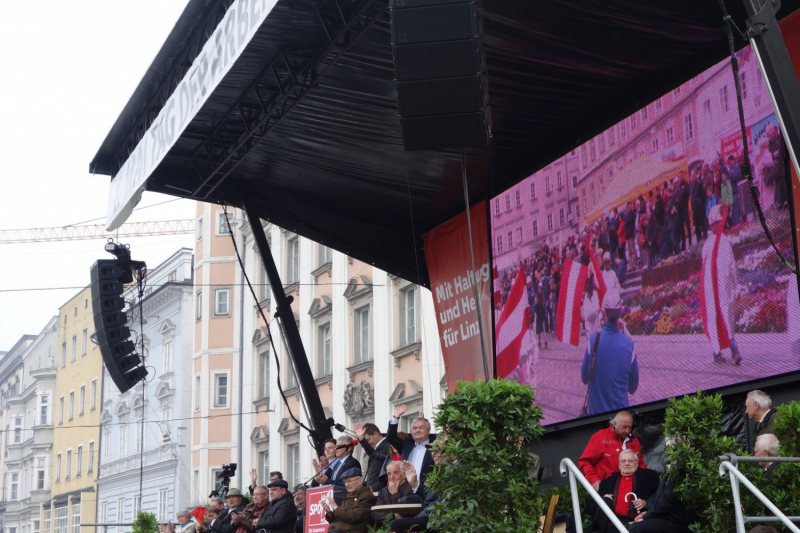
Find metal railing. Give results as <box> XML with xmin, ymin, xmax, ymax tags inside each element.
<box><xmin>560</xmin><ymin>458</ymin><xmax>628</xmax><ymax>533</ymax></box>
<box><xmin>718</xmin><ymin>454</ymin><xmax>800</xmax><ymax>533</ymax></box>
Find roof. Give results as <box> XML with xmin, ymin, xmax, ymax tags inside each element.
<box><xmin>91</xmin><ymin>0</ymin><xmax>800</xmax><ymax>286</ymax></box>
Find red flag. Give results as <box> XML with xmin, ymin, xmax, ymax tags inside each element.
<box><xmin>556</xmin><ymin>259</ymin><xmax>589</xmax><ymax>347</ymax></box>
<box><xmin>496</xmin><ymin>268</ymin><xmax>530</xmax><ymax>377</ymax></box>
<box><xmin>586</xmin><ymin>240</ymin><xmax>607</xmax><ymax>307</ymax></box>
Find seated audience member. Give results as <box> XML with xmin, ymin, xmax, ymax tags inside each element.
<box><xmin>160</xmin><ymin>510</ymin><xmax>198</xmax><ymax>533</ymax></box>
<box><xmin>587</xmin><ymin>450</ymin><xmax>659</xmax><ymax>533</ymax></box>
<box><xmin>627</xmin><ymin>475</ymin><xmax>697</xmax><ymax>533</ymax></box>
<box><xmin>754</xmin><ymin>434</ymin><xmax>782</xmax><ymax>485</ymax></box>
<box><xmin>293</xmin><ymin>485</ymin><xmax>306</xmax><ymax>533</ymax></box>
<box><xmin>209</xmin><ymin>489</ymin><xmax>246</xmax><ymax>533</ymax></box>
<box><xmin>255</xmin><ymin>479</ymin><xmax>297</xmax><ymax>533</ymax></box>
<box><xmin>371</xmin><ymin>461</ymin><xmax>415</xmax><ymax>526</ymax></box>
<box><xmin>579</xmin><ymin>411</ymin><xmax>646</xmax><ymax>490</ymax></box>
<box><xmin>231</xmin><ymin>486</ymin><xmax>270</xmax><ymax>533</ymax></box>
<box><xmin>324</xmin><ymin>469</ymin><xmax>376</xmax><ymax>533</ymax></box>
<box><xmin>197</xmin><ymin>509</ymin><xmax>220</xmax><ymax>533</ymax></box>
<box><xmin>312</xmin><ymin>439</ymin><xmax>339</xmax><ymax>481</ymax></box>
<box><xmin>390</xmin><ymin>442</ymin><xmax>444</xmax><ymax>533</ymax></box>
<box><xmin>746</xmin><ymin>391</ymin><xmax>779</xmax><ymax>447</ymax></box>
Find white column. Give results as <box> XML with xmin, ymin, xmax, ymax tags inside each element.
<box><xmin>331</xmin><ymin>251</ymin><xmax>350</xmax><ymax>428</ymax></box>
<box><xmin>372</xmin><ymin>270</ymin><xmax>392</xmax><ymax>427</ymax></box>
<box><xmin>298</xmin><ymin>238</ymin><xmax>315</xmax><ymax>481</ymax></box>
<box><xmin>420</xmin><ymin>288</ymin><xmax>445</xmax><ymax>428</ymax></box>
<box><xmin>268</xmin><ymin>226</ymin><xmax>284</xmax><ymax>476</ymax></box>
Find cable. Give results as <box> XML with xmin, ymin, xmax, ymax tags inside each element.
<box><xmin>63</xmin><ymin>198</ymin><xmax>183</xmax><ymax>227</ymax></box>
<box><xmin>0</xmin><ymin>282</ymin><xmax>386</xmax><ymax>293</ymax></box>
<box><xmin>719</xmin><ymin>0</ymin><xmax>797</xmax><ymax>273</ymax></box>
<box><xmin>136</xmin><ymin>266</ymin><xmax>148</xmax><ymax>509</ymax></box>
<box><xmin>222</xmin><ymin>206</ymin><xmax>313</xmax><ymax>435</ymax></box>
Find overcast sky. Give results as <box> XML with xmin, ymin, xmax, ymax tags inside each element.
<box><xmin>0</xmin><ymin>1</ymin><xmax>196</xmax><ymax>351</ymax></box>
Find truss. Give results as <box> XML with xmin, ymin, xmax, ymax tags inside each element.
<box><xmin>0</xmin><ymin>220</ymin><xmax>195</xmax><ymax>243</ymax></box>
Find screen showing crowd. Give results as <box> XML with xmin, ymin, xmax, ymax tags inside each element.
<box><xmin>491</xmin><ymin>45</ymin><xmax>800</xmax><ymax>426</ymax></box>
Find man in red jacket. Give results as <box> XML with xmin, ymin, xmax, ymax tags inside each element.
<box><xmin>578</xmin><ymin>411</ymin><xmax>646</xmax><ymax>490</ymax></box>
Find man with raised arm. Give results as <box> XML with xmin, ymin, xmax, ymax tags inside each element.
<box><xmin>386</xmin><ymin>404</ymin><xmax>437</xmax><ymax>490</ymax></box>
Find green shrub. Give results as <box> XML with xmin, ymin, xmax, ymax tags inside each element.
<box><xmin>131</xmin><ymin>512</ymin><xmax>160</xmax><ymax>533</ymax></box>
<box><xmin>542</xmin><ymin>483</ymin><xmax>591</xmax><ymax>531</ymax></box>
<box><xmin>427</xmin><ymin>379</ymin><xmax>545</xmax><ymax>533</ymax></box>
<box><xmin>664</xmin><ymin>391</ymin><xmax>758</xmax><ymax>533</ymax></box>
<box><xmin>761</xmin><ymin>399</ymin><xmax>800</xmax><ymax>521</ymax></box>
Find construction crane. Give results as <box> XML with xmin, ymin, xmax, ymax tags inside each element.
<box><xmin>0</xmin><ymin>220</ymin><xmax>195</xmax><ymax>244</ymax></box>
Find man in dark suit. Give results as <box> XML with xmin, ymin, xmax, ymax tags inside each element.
<box><xmin>746</xmin><ymin>390</ymin><xmax>780</xmax><ymax>447</ymax></box>
<box><xmin>255</xmin><ymin>480</ymin><xmax>297</xmax><ymax>533</ymax></box>
<box><xmin>587</xmin><ymin>450</ymin><xmax>660</xmax><ymax>533</ymax></box>
<box><xmin>313</xmin><ymin>436</ymin><xmax>361</xmax><ymax>488</ymax></box>
<box><xmin>356</xmin><ymin>422</ymin><xmax>391</xmax><ymax>492</ymax></box>
<box><xmin>387</xmin><ymin>404</ymin><xmax>437</xmax><ymax>491</ymax></box>
<box><xmin>209</xmin><ymin>489</ymin><xmax>247</xmax><ymax>533</ymax></box>
<box><xmin>628</xmin><ymin>475</ymin><xmax>697</xmax><ymax>533</ymax></box>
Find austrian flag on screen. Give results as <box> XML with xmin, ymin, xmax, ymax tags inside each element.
<box><xmin>490</xmin><ymin>44</ymin><xmax>800</xmax><ymax>425</ymax></box>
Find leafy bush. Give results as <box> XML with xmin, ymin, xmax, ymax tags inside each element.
<box><xmin>427</xmin><ymin>379</ymin><xmax>545</xmax><ymax>533</ymax></box>
<box><xmin>542</xmin><ymin>483</ymin><xmax>591</xmax><ymax>531</ymax></box>
<box><xmin>761</xmin><ymin>399</ymin><xmax>800</xmax><ymax>520</ymax></box>
<box><xmin>664</xmin><ymin>391</ymin><xmax>757</xmax><ymax>533</ymax></box>
<box><xmin>131</xmin><ymin>512</ymin><xmax>160</xmax><ymax>533</ymax></box>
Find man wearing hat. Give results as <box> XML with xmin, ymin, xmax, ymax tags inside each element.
<box><xmin>254</xmin><ymin>479</ymin><xmax>297</xmax><ymax>533</ymax></box>
<box><xmin>323</xmin><ymin>468</ymin><xmax>376</xmax><ymax>533</ymax></box>
<box><xmin>699</xmin><ymin>204</ymin><xmax>742</xmax><ymax>365</ymax></box>
<box><xmin>209</xmin><ymin>490</ymin><xmax>247</xmax><ymax>533</ymax></box>
<box><xmin>580</xmin><ymin>287</ymin><xmax>639</xmax><ymax>416</ymax></box>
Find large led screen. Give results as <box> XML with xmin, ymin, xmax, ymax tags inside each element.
<box><xmin>491</xmin><ymin>46</ymin><xmax>800</xmax><ymax>425</ymax></box>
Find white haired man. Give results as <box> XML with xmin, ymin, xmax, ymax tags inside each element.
<box><xmin>387</xmin><ymin>404</ymin><xmax>437</xmax><ymax>489</ymax></box>
<box><xmin>755</xmin><ymin>433</ymin><xmax>782</xmax><ymax>484</ymax></box>
<box><xmin>746</xmin><ymin>390</ymin><xmax>779</xmax><ymax>442</ymax></box>
<box><xmin>579</xmin><ymin>411</ymin><xmax>646</xmax><ymax>491</ymax></box>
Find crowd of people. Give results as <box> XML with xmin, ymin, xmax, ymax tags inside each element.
<box><xmin>577</xmin><ymin>390</ymin><xmax>785</xmax><ymax>533</ymax></box>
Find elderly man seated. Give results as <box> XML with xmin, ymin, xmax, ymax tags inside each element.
<box><xmin>324</xmin><ymin>468</ymin><xmax>376</xmax><ymax>533</ymax></box>
<box><xmin>371</xmin><ymin>461</ymin><xmax>415</xmax><ymax>526</ymax></box>
<box><xmin>754</xmin><ymin>434</ymin><xmax>782</xmax><ymax>485</ymax></box>
<box><xmin>587</xmin><ymin>450</ymin><xmax>659</xmax><ymax>533</ymax></box>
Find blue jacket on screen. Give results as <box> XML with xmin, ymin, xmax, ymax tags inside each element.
<box><xmin>581</xmin><ymin>322</ymin><xmax>639</xmax><ymax>415</ymax></box>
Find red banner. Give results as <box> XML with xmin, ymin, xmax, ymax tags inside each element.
<box><xmin>424</xmin><ymin>201</ymin><xmax>493</xmax><ymax>391</ymax></box>
<box><xmin>305</xmin><ymin>487</ymin><xmax>333</xmax><ymax>533</ymax></box>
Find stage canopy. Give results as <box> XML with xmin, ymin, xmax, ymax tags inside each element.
<box><xmin>91</xmin><ymin>0</ymin><xmax>800</xmax><ymax>287</ymax></box>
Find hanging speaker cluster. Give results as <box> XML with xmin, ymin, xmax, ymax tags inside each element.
<box><xmin>90</xmin><ymin>243</ymin><xmax>149</xmax><ymax>393</ymax></box>
<box><xmin>391</xmin><ymin>0</ymin><xmax>491</xmax><ymax>151</ymax></box>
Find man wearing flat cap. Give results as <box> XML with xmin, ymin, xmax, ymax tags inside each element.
<box><xmin>324</xmin><ymin>468</ymin><xmax>375</xmax><ymax>533</ymax></box>
<box><xmin>581</xmin><ymin>287</ymin><xmax>639</xmax><ymax>416</ymax></box>
<box><xmin>209</xmin><ymin>490</ymin><xmax>247</xmax><ymax>533</ymax></box>
<box><xmin>254</xmin><ymin>480</ymin><xmax>296</xmax><ymax>533</ymax></box>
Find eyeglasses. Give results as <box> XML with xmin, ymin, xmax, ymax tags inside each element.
<box><xmin>619</xmin><ymin>459</ymin><xmax>638</xmax><ymax>464</ymax></box>
<box><xmin>253</xmin><ymin>492</ymin><xmax>267</xmax><ymax>496</ymax></box>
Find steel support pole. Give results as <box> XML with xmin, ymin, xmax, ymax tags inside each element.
<box><xmin>242</xmin><ymin>197</ymin><xmax>333</xmax><ymax>456</ymax></box>
<box><xmin>744</xmin><ymin>0</ymin><xmax>800</xmax><ymax>181</ymax></box>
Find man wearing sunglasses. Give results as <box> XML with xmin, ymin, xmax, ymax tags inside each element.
<box><xmin>313</xmin><ymin>435</ymin><xmax>361</xmax><ymax>488</ymax></box>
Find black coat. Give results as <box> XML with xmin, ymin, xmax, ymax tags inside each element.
<box><xmin>371</xmin><ymin>481</ymin><xmax>415</xmax><ymax>525</ymax></box>
<box><xmin>589</xmin><ymin>468</ymin><xmax>661</xmax><ymax>517</ymax></box>
<box><xmin>255</xmin><ymin>493</ymin><xmax>297</xmax><ymax>533</ymax></box>
<box><xmin>311</xmin><ymin>454</ymin><xmax>362</xmax><ymax>488</ymax></box>
<box><xmin>211</xmin><ymin>502</ymin><xmax>248</xmax><ymax>533</ymax></box>
<box><xmin>386</xmin><ymin>422</ymin><xmax>437</xmax><ymax>488</ymax></box>
<box><xmin>628</xmin><ymin>477</ymin><xmax>697</xmax><ymax>533</ymax></box>
<box><xmin>360</xmin><ymin>437</ymin><xmax>391</xmax><ymax>492</ymax></box>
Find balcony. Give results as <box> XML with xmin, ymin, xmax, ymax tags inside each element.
<box><xmin>98</xmin><ymin>446</ymin><xmax>175</xmax><ymax>478</ymax></box>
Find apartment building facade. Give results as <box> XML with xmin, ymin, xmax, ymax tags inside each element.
<box><xmin>96</xmin><ymin>248</ymin><xmax>195</xmax><ymax>526</ymax></box>
<box><xmin>0</xmin><ymin>319</ymin><xmax>58</xmax><ymax>533</ymax></box>
<box><xmin>191</xmin><ymin>202</ymin><xmax>446</xmax><ymax>498</ymax></box>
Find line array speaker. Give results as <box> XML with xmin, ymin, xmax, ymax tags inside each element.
<box><xmin>390</xmin><ymin>0</ymin><xmax>491</xmax><ymax>151</ymax></box>
<box><xmin>90</xmin><ymin>259</ymin><xmax>149</xmax><ymax>393</ymax></box>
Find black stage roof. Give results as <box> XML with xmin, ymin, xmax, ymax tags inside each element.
<box><xmin>91</xmin><ymin>0</ymin><xmax>800</xmax><ymax>287</ymax></box>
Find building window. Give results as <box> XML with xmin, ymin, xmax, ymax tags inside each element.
<box><xmin>45</xmin><ymin>510</ymin><xmax>51</xmax><ymax>533</ymax></box>
<box><xmin>217</xmin><ymin>211</ymin><xmax>233</xmax><ymax>235</ymax></box>
<box><xmin>158</xmin><ymin>488</ymin><xmax>168</xmax><ymax>521</ymax></box>
<box><xmin>260</xmin><ymin>451</ymin><xmax>270</xmax><ymax>485</ymax></box>
<box><xmin>740</xmin><ymin>71</ymin><xmax>747</xmax><ymax>98</ymax></box>
<box><xmin>10</xmin><ymin>471</ymin><xmax>19</xmax><ymax>499</ymax></box>
<box><xmin>287</xmin><ymin>443</ymin><xmax>300</xmax><ymax>489</ymax></box>
<box><xmin>641</xmin><ymin>106</ymin><xmax>648</xmax><ymax>122</ymax></box>
<box><xmin>507</xmin><ymin>231</ymin><xmax>513</xmax><ymax>249</ymax></box>
<box><xmin>545</xmin><ymin>175</ymin><xmax>552</xmax><ymax>193</ymax></box>
<box><xmin>82</xmin><ymin>329</ymin><xmax>88</xmax><ymax>356</ymax></box>
<box><xmin>214</xmin><ymin>374</ymin><xmax>229</xmax><ymax>408</ymax></box>
<box><xmin>71</xmin><ymin>336</ymin><xmax>77</xmax><ymax>362</ymax></box>
<box><xmin>133</xmin><ymin>495</ymin><xmax>141</xmax><ymax>516</ymax></box>
<box><xmin>77</xmin><ymin>446</ymin><xmax>83</xmax><ymax>476</ymax></box>
<box><xmin>79</xmin><ymin>386</ymin><xmax>85</xmax><ymax>416</ymax></box>
<box><xmin>66</xmin><ymin>450</ymin><xmax>72</xmax><ymax>479</ymax></box>
<box><xmin>91</xmin><ymin>379</ymin><xmax>97</xmax><ymax>411</ymax></box>
<box><xmin>163</xmin><ymin>342</ymin><xmax>173</xmax><ymax>374</ymax></box>
<box><xmin>720</xmin><ymin>85</ymin><xmax>729</xmax><ymax>112</ymax></box>
<box><xmin>504</xmin><ymin>194</ymin><xmax>511</xmax><ymax>211</ymax></box>
<box><xmin>316</xmin><ymin>325</ymin><xmax>331</xmax><ymax>377</ymax></box>
<box><xmin>494</xmin><ymin>198</ymin><xmax>500</xmax><ymax>215</ymax></box>
<box><xmin>136</xmin><ymin>420</ymin><xmax>143</xmax><ymax>454</ymax></box>
<box><xmin>88</xmin><ymin>442</ymin><xmax>95</xmax><ymax>473</ymax></box>
<box><xmin>532</xmin><ymin>220</ymin><xmax>538</xmax><ymax>238</ymax></box>
<box><xmin>684</xmin><ymin>113</ymin><xmax>694</xmax><ymax>141</ymax></box>
<box><xmin>56</xmin><ymin>454</ymin><xmax>62</xmax><ymax>482</ymax></box>
<box><xmin>619</xmin><ymin>120</ymin><xmax>626</xmax><ymax>140</ymax></box>
<box><xmin>103</xmin><ymin>427</ymin><xmax>111</xmax><ymax>464</ymax></box>
<box><xmin>13</xmin><ymin>416</ymin><xmax>22</xmax><ymax>443</ymax></box>
<box><xmin>40</xmin><ymin>394</ymin><xmax>49</xmax><ymax>425</ymax></box>
<box><xmin>194</xmin><ymin>375</ymin><xmax>202</xmax><ymax>410</ymax></box>
<box><xmin>559</xmin><ymin>208</ymin><xmax>566</xmax><ymax>227</ymax></box>
<box><xmin>353</xmin><ymin>306</ymin><xmax>371</xmax><ymax>364</ymax></box>
<box><xmin>117</xmin><ymin>498</ymin><xmax>125</xmax><ymax>530</ymax></box>
<box><xmin>655</xmin><ymin>97</ymin><xmax>663</xmax><ymax>111</ymax></box>
<box><xmin>514</xmin><ymin>189</ymin><xmax>521</xmax><ymax>207</ymax></box>
<box><xmin>120</xmin><ymin>424</ymin><xmax>128</xmax><ymax>457</ymax></box>
<box><xmin>400</xmin><ymin>287</ymin><xmax>418</xmax><ymax>346</ymax></box>
<box><xmin>259</xmin><ymin>347</ymin><xmax>272</xmax><ymax>397</ymax></box>
<box><xmin>214</xmin><ymin>289</ymin><xmax>230</xmax><ymax>316</ymax></box>
<box><xmin>703</xmin><ymin>98</ymin><xmax>712</xmax><ymax>114</ymax></box>
<box><xmin>69</xmin><ymin>392</ymin><xmax>74</xmax><ymax>421</ymax></box>
<box><xmin>286</xmin><ymin>237</ymin><xmax>299</xmax><ymax>284</ymax></box>
<box><xmin>61</xmin><ymin>343</ymin><xmax>67</xmax><ymax>368</ymax></box>
<box><xmin>285</xmin><ymin>354</ymin><xmax>296</xmax><ymax>389</ymax></box>
<box><xmin>557</xmin><ymin>171</ymin><xmax>563</xmax><ymax>189</ymax></box>
<box><xmin>193</xmin><ymin>469</ymin><xmax>200</xmax><ymax>502</ymax></box>
<box><xmin>196</xmin><ymin>217</ymin><xmax>203</xmax><ymax>241</ymax></box>
<box><xmin>33</xmin><ymin>521</ymin><xmax>40</xmax><ymax>533</ymax></box>
<box><xmin>496</xmin><ymin>234</ymin><xmax>503</xmax><ymax>253</ymax></box>
<box><xmin>59</xmin><ymin>397</ymin><xmax>64</xmax><ymax>425</ymax></box>
<box><xmin>55</xmin><ymin>507</ymin><xmax>68</xmax><ymax>533</ymax></box>
<box><xmin>37</xmin><ymin>458</ymin><xmax>46</xmax><ymax>489</ymax></box>
<box><xmin>666</xmin><ymin>127</ymin><xmax>674</xmax><ymax>144</ymax></box>
<box><xmin>196</xmin><ymin>291</ymin><xmax>203</xmax><ymax>320</ymax></box>
<box><xmin>572</xmin><ymin>175</ymin><xmax>578</xmax><ymax>189</ymax></box>
<box><xmin>318</xmin><ymin>245</ymin><xmax>332</xmax><ymax>266</ymax></box>
<box><xmin>547</xmin><ymin>213</ymin><xmax>554</xmax><ymax>232</ymax></box>
<box><xmin>530</xmin><ymin>181</ymin><xmax>537</xmax><ymax>200</ymax></box>
<box><xmin>72</xmin><ymin>503</ymin><xmax>81</xmax><ymax>533</ymax></box>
